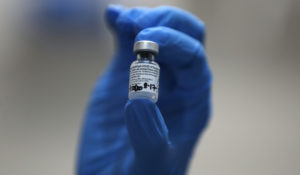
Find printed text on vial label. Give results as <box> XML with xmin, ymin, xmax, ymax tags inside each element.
<box><xmin>129</xmin><ymin>64</ymin><xmax>160</xmax><ymax>93</ymax></box>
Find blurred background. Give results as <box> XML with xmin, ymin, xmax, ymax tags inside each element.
<box><xmin>0</xmin><ymin>0</ymin><xmax>299</xmax><ymax>174</ymax></box>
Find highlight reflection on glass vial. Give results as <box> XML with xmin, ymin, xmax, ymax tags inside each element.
<box><xmin>129</xmin><ymin>40</ymin><xmax>160</xmax><ymax>103</ymax></box>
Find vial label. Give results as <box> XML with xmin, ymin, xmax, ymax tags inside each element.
<box><xmin>129</xmin><ymin>62</ymin><xmax>160</xmax><ymax>95</ymax></box>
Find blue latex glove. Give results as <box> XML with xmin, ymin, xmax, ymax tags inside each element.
<box><xmin>77</xmin><ymin>5</ymin><xmax>212</xmax><ymax>175</ymax></box>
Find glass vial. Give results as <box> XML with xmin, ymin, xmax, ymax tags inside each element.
<box><xmin>128</xmin><ymin>40</ymin><xmax>160</xmax><ymax>103</ymax></box>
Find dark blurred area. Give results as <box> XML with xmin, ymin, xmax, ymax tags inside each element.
<box><xmin>0</xmin><ymin>0</ymin><xmax>299</xmax><ymax>174</ymax></box>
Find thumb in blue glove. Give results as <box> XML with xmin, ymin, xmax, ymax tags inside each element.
<box><xmin>125</xmin><ymin>99</ymin><xmax>170</xmax><ymax>174</ymax></box>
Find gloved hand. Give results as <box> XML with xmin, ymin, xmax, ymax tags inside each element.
<box><xmin>77</xmin><ymin>5</ymin><xmax>212</xmax><ymax>175</ymax></box>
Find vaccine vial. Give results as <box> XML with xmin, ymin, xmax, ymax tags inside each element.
<box><xmin>128</xmin><ymin>40</ymin><xmax>160</xmax><ymax>103</ymax></box>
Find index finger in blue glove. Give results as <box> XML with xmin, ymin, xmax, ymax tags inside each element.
<box><xmin>105</xmin><ymin>4</ymin><xmax>127</xmax><ymax>29</ymax></box>
<box><xmin>135</xmin><ymin>26</ymin><xmax>212</xmax><ymax>90</ymax></box>
<box><xmin>106</xmin><ymin>5</ymin><xmax>205</xmax><ymax>45</ymax></box>
<box><xmin>136</xmin><ymin>6</ymin><xmax>206</xmax><ymax>44</ymax></box>
<box><xmin>106</xmin><ymin>5</ymin><xmax>149</xmax><ymax>34</ymax></box>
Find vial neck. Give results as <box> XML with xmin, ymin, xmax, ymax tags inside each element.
<box><xmin>137</xmin><ymin>52</ymin><xmax>155</xmax><ymax>61</ymax></box>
